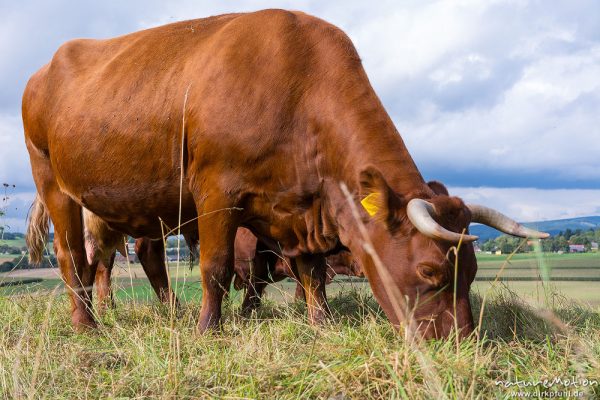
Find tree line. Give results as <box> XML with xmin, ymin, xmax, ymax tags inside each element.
<box><xmin>0</xmin><ymin>255</ymin><xmax>57</xmax><ymax>273</ymax></box>
<box><xmin>480</xmin><ymin>228</ymin><xmax>600</xmax><ymax>254</ymax></box>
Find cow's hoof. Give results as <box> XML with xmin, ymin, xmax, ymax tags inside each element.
<box><xmin>308</xmin><ymin>307</ymin><xmax>332</xmax><ymax>326</ymax></box>
<box><xmin>197</xmin><ymin>314</ymin><xmax>222</xmax><ymax>334</ymax></box>
<box><xmin>240</xmin><ymin>299</ymin><xmax>261</xmax><ymax>317</ymax></box>
<box><xmin>96</xmin><ymin>300</ymin><xmax>116</xmax><ymax>316</ymax></box>
<box><xmin>72</xmin><ymin>311</ymin><xmax>97</xmax><ymax>332</ymax></box>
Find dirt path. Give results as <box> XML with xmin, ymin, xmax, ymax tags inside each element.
<box><xmin>0</xmin><ymin>262</ymin><xmax>149</xmax><ymax>280</ymax></box>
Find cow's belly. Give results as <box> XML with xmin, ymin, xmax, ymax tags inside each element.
<box><xmin>49</xmin><ymin>134</ymin><xmax>197</xmax><ymax>237</ymax></box>
<box><xmin>79</xmin><ymin>183</ymin><xmax>197</xmax><ymax>238</ymax></box>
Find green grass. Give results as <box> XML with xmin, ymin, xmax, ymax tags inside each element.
<box><xmin>476</xmin><ymin>252</ymin><xmax>600</xmax><ymax>269</ymax></box>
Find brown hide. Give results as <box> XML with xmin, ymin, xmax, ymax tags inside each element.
<box><xmin>233</xmin><ymin>227</ymin><xmax>362</xmax><ymax>310</ymax></box>
<box><xmin>24</xmin><ymin>10</ymin><xmax>479</xmax><ymax>337</ymax></box>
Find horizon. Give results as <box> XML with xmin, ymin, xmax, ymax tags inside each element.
<box><xmin>3</xmin><ymin>213</ymin><xmax>600</xmax><ymax>236</ymax></box>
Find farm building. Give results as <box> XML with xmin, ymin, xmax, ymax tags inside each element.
<box><xmin>568</xmin><ymin>244</ymin><xmax>585</xmax><ymax>253</ymax></box>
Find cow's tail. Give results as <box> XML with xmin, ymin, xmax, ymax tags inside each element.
<box><xmin>26</xmin><ymin>194</ymin><xmax>50</xmax><ymax>265</ymax></box>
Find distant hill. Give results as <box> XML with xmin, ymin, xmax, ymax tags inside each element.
<box><xmin>471</xmin><ymin>216</ymin><xmax>600</xmax><ymax>243</ymax></box>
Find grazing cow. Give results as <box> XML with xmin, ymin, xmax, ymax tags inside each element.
<box><xmin>23</xmin><ymin>10</ymin><xmax>547</xmax><ymax>338</ymax></box>
<box><xmin>233</xmin><ymin>227</ymin><xmax>363</xmax><ymax>312</ymax></box>
<box><xmin>82</xmin><ymin>209</ymin><xmax>360</xmax><ymax>312</ymax></box>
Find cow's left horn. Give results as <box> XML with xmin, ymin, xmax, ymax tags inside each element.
<box><xmin>467</xmin><ymin>204</ymin><xmax>550</xmax><ymax>239</ymax></box>
<box><xmin>407</xmin><ymin>199</ymin><xmax>478</xmax><ymax>243</ymax></box>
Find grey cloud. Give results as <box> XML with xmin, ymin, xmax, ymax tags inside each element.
<box><xmin>0</xmin><ymin>190</ymin><xmax>34</xmax><ymax>233</ymax></box>
<box><xmin>450</xmin><ymin>187</ymin><xmax>600</xmax><ymax>223</ymax></box>
<box><xmin>0</xmin><ymin>115</ymin><xmax>32</xmax><ymax>189</ymax></box>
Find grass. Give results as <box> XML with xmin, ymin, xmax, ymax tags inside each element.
<box><xmin>476</xmin><ymin>252</ymin><xmax>600</xmax><ymax>269</ymax></box>
<box><xmin>0</xmin><ymin>252</ymin><xmax>599</xmax><ymax>398</ymax></box>
<box><xmin>0</xmin><ymin>286</ymin><xmax>598</xmax><ymax>398</ymax></box>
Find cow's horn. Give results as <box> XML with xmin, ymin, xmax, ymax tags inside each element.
<box><xmin>407</xmin><ymin>199</ymin><xmax>478</xmax><ymax>243</ymax></box>
<box><xmin>467</xmin><ymin>204</ymin><xmax>550</xmax><ymax>239</ymax></box>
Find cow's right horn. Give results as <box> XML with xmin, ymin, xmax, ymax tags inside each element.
<box><xmin>467</xmin><ymin>204</ymin><xmax>550</xmax><ymax>239</ymax></box>
<box><xmin>407</xmin><ymin>199</ymin><xmax>478</xmax><ymax>243</ymax></box>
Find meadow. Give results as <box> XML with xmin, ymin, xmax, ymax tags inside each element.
<box><xmin>0</xmin><ymin>238</ymin><xmax>26</xmax><ymax>248</ymax></box>
<box><xmin>0</xmin><ymin>252</ymin><xmax>599</xmax><ymax>398</ymax></box>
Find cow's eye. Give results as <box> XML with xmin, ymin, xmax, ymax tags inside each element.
<box><xmin>419</xmin><ymin>265</ymin><xmax>436</xmax><ymax>279</ymax></box>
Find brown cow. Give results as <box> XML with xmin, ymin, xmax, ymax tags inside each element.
<box><xmin>232</xmin><ymin>227</ymin><xmax>363</xmax><ymax>312</ymax></box>
<box><xmin>24</xmin><ymin>10</ymin><xmax>547</xmax><ymax>338</ymax></box>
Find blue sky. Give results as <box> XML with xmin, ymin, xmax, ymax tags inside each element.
<box><xmin>1</xmin><ymin>0</ymin><xmax>599</xmax><ymax>231</ymax></box>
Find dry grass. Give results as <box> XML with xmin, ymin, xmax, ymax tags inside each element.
<box><xmin>0</xmin><ymin>285</ymin><xmax>598</xmax><ymax>399</ymax></box>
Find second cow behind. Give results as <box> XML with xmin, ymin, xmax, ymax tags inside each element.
<box><xmin>82</xmin><ymin>208</ymin><xmax>363</xmax><ymax>313</ymax></box>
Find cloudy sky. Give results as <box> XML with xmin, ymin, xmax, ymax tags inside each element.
<box><xmin>1</xmin><ymin>0</ymin><xmax>599</xmax><ymax>231</ymax></box>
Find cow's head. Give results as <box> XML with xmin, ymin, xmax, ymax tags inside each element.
<box><xmin>346</xmin><ymin>166</ymin><xmax>548</xmax><ymax>340</ymax></box>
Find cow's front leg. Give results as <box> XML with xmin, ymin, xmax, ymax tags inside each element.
<box><xmin>240</xmin><ymin>242</ymin><xmax>278</xmax><ymax>315</ymax></box>
<box><xmin>135</xmin><ymin>238</ymin><xmax>178</xmax><ymax>307</ymax></box>
<box><xmin>294</xmin><ymin>282</ymin><xmax>306</xmax><ymax>301</ymax></box>
<box><xmin>196</xmin><ymin>201</ymin><xmax>239</xmax><ymax>333</ymax></box>
<box><xmin>295</xmin><ymin>254</ymin><xmax>331</xmax><ymax>324</ymax></box>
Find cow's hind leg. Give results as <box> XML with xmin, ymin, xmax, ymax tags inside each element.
<box><xmin>295</xmin><ymin>254</ymin><xmax>331</xmax><ymax>324</ymax></box>
<box><xmin>29</xmin><ymin>152</ymin><xmax>95</xmax><ymax>330</ymax></box>
<box><xmin>95</xmin><ymin>253</ymin><xmax>115</xmax><ymax>311</ymax></box>
<box><xmin>50</xmin><ymin>196</ymin><xmax>96</xmax><ymax>329</ymax></box>
<box><xmin>135</xmin><ymin>238</ymin><xmax>178</xmax><ymax>307</ymax></box>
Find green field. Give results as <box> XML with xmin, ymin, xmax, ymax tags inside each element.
<box><xmin>0</xmin><ymin>237</ymin><xmax>26</xmax><ymax>248</ymax></box>
<box><xmin>476</xmin><ymin>252</ymin><xmax>600</xmax><ymax>269</ymax></box>
<box><xmin>2</xmin><ymin>252</ymin><xmax>599</xmax><ymax>306</ymax></box>
<box><xmin>0</xmin><ymin>237</ymin><xmax>27</xmax><ymax>264</ymax></box>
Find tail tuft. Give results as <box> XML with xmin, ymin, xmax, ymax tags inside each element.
<box><xmin>26</xmin><ymin>194</ymin><xmax>50</xmax><ymax>265</ymax></box>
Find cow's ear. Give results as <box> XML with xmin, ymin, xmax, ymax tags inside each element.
<box><xmin>427</xmin><ymin>180</ymin><xmax>449</xmax><ymax>196</ymax></box>
<box><xmin>359</xmin><ymin>166</ymin><xmax>403</xmax><ymax>228</ymax></box>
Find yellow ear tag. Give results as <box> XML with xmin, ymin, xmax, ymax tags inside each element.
<box><xmin>360</xmin><ymin>192</ymin><xmax>381</xmax><ymax>217</ymax></box>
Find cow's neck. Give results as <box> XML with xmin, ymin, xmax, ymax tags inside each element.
<box><xmin>326</xmin><ymin>99</ymin><xmax>428</xmax><ymax>198</ymax></box>
<box><xmin>273</xmin><ymin>68</ymin><xmax>431</xmax><ymax>255</ymax></box>
<box><xmin>316</xmin><ymin>95</ymin><xmax>431</xmax><ymax>253</ymax></box>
